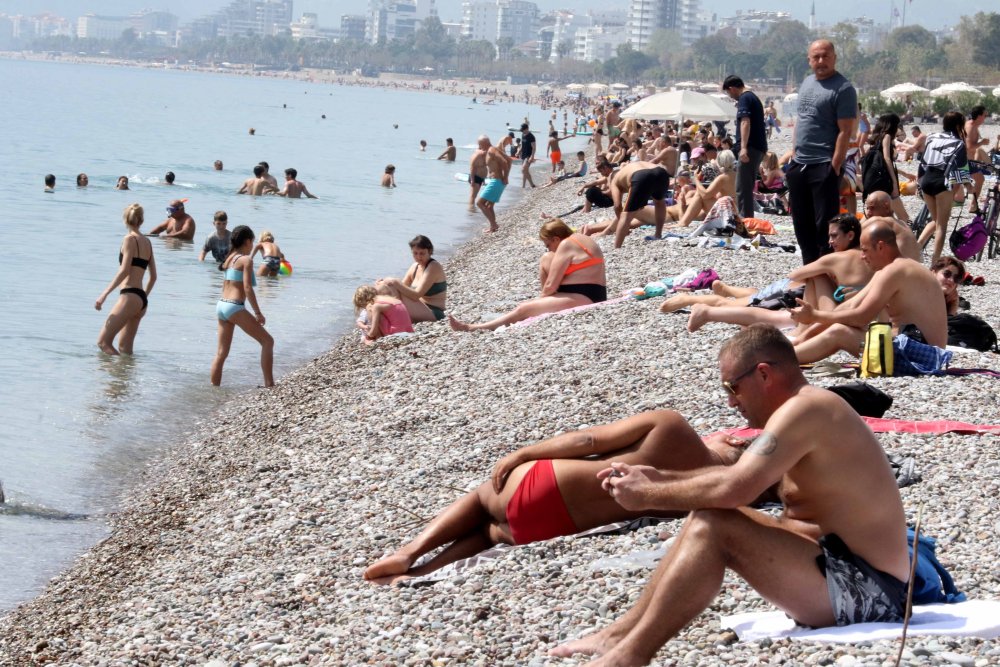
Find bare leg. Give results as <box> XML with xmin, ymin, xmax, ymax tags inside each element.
<box><xmin>116</xmin><ymin>309</ymin><xmax>147</xmax><ymax>355</ymax></box>
<box><xmin>659</xmin><ymin>293</ymin><xmax>739</xmax><ymax>314</ymax></box>
<box><xmin>890</xmin><ymin>197</ymin><xmax>910</xmax><ymax>223</ymax></box>
<box><xmin>918</xmin><ymin>191</ymin><xmax>953</xmax><ymax>265</ymax></box>
<box><xmin>792</xmin><ymin>323</ymin><xmax>863</xmax><ymax>364</ymax></box>
<box><xmin>477</xmin><ymin>198</ymin><xmax>499</xmax><ymax>232</ymax></box>
<box><xmin>400</xmin><ymin>297</ymin><xmax>436</xmax><ymax>323</ymax></box>
<box><xmin>210</xmin><ymin>319</ymin><xmax>235</xmax><ymax>386</ymax></box>
<box><xmin>675</xmin><ymin>193</ymin><xmax>707</xmax><ymax>228</ymax></box>
<box><xmin>553</xmin><ymin>509</ymin><xmax>832</xmax><ymax>665</ymax></box>
<box><xmin>711</xmin><ymin>281</ymin><xmax>755</xmax><ymax>299</ymax></box>
<box><xmin>614</xmin><ymin>211</ymin><xmax>638</xmax><ymax>248</ymax></box>
<box><xmin>229</xmin><ymin>310</ymin><xmax>275</xmax><ymax>387</ymax></box>
<box><xmin>450</xmin><ymin>294</ymin><xmax>591</xmax><ymax>331</ymax></box>
<box><xmin>687</xmin><ymin>304</ymin><xmax>793</xmax><ymax>333</ymax></box>
<box><xmin>96</xmin><ymin>293</ymin><xmax>144</xmax><ymax>355</ymax></box>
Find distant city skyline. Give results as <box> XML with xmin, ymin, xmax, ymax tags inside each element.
<box><xmin>4</xmin><ymin>0</ymin><xmax>996</xmax><ymax>32</ymax></box>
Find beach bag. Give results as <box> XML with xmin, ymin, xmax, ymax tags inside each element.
<box><xmin>824</xmin><ymin>382</ymin><xmax>893</xmax><ymax>418</ymax></box>
<box><xmin>949</xmin><ymin>215</ymin><xmax>988</xmax><ymax>262</ymax></box>
<box><xmin>742</xmin><ymin>217</ymin><xmax>776</xmax><ymax>235</ymax></box>
<box><xmin>947</xmin><ymin>313</ymin><xmax>999</xmax><ymax>352</ymax></box>
<box><xmin>860</xmin><ymin>322</ymin><xmax>894</xmax><ymax>378</ymax></box>
<box><xmin>908</xmin><ymin>529</ymin><xmax>966</xmax><ymax>605</ymax></box>
<box><xmin>860</xmin><ymin>147</ymin><xmax>894</xmax><ymax>198</ymax></box>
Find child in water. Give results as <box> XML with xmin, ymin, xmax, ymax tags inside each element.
<box><xmin>251</xmin><ymin>230</ymin><xmax>286</xmax><ymax>277</ymax></box>
<box><xmin>353</xmin><ymin>281</ymin><xmax>413</xmax><ymax>343</ymax></box>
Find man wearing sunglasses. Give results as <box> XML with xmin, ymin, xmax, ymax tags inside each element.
<box><xmin>553</xmin><ymin>324</ymin><xmax>909</xmax><ymax>665</ymax></box>
<box><xmin>148</xmin><ymin>199</ymin><xmax>196</xmax><ymax>241</ymax></box>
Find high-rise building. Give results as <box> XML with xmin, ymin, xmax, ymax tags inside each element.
<box><xmin>341</xmin><ymin>15</ymin><xmax>367</xmax><ymax>41</ymax></box>
<box><xmin>626</xmin><ymin>0</ymin><xmax>678</xmax><ymax>50</ymax></box>
<box><xmin>461</xmin><ymin>0</ymin><xmax>538</xmax><ymax>46</ymax></box>
<box><xmin>366</xmin><ymin>0</ymin><xmax>436</xmax><ymax>44</ymax></box>
<box><xmin>717</xmin><ymin>10</ymin><xmax>791</xmax><ymax>40</ymax></box>
<box><xmin>574</xmin><ymin>23</ymin><xmax>628</xmax><ymax>62</ymax></box>
<box><xmin>77</xmin><ymin>14</ymin><xmax>131</xmax><ymax>40</ymax></box>
<box><xmin>182</xmin><ymin>1</ymin><xmax>293</xmax><ymax>41</ymax></box>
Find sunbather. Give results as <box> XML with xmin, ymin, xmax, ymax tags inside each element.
<box><xmin>363</xmin><ymin>410</ymin><xmax>741</xmax><ymax>584</ymax></box>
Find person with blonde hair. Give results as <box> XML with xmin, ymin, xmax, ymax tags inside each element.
<box><xmin>95</xmin><ymin>204</ymin><xmax>157</xmax><ymax>355</ymax></box>
<box><xmin>353</xmin><ymin>281</ymin><xmax>414</xmax><ymax>343</ymax></box>
<box><xmin>449</xmin><ymin>219</ymin><xmax>606</xmax><ymax>332</ymax></box>
<box><xmin>670</xmin><ymin>150</ymin><xmax>738</xmax><ymax>231</ymax></box>
<box><xmin>251</xmin><ymin>230</ymin><xmax>286</xmax><ymax>277</ymax></box>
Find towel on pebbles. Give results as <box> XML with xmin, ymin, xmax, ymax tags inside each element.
<box><xmin>721</xmin><ymin>600</ymin><xmax>1000</xmax><ymax>643</ymax></box>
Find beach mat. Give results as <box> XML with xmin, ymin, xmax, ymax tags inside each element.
<box><xmin>721</xmin><ymin>600</ymin><xmax>1000</xmax><ymax>643</ymax></box>
<box><xmin>710</xmin><ymin>417</ymin><xmax>1000</xmax><ymax>440</ymax></box>
<box><xmin>511</xmin><ymin>293</ymin><xmax>632</xmax><ymax>328</ymax></box>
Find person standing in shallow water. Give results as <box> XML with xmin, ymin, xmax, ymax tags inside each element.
<box><xmin>95</xmin><ymin>204</ymin><xmax>156</xmax><ymax>355</ymax></box>
<box><xmin>211</xmin><ymin>225</ymin><xmax>274</xmax><ymax>388</ymax></box>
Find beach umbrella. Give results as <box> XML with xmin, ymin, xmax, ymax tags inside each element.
<box><xmin>674</xmin><ymin>80</ymin><xmax>700</xmax><ymax>89</ymax></box>
<box><xmin>783</xmin><ymin>92</ymin><xmax>799</xmax><ymax>102</ymax></box>
<box><xmin>699</xmin><ymin>82</ymin><xmax>718</xmax><ymax>91</ymax></box>
<box><xmin>992</xmin><ymin>86</ymin><xmax>1000</xmax><ymax>98</ymax></box>
<box><xmin>611</xmin><ymin>83</ymin><xmax>629</xmax><ymax>90</ymax></box>
<box><xmin>930</xmin><ymin>82</ymin><xmax>982</xmax><ymax>98</ymax></box>
<box><xmin>880</xmin><ymin>82</ymin><xmax>928</xmax><ymax>99</ymax></box>
<box><xmin>566</xmin><ymin>83</ymin><xmax>585</xmax><ymax>91</ymax></box>
<box><xmin>620</xmin><ymin>90</ymin><xmax>736</xmax><ymax>122</ymax></box>
<box><xmin>586</xmin><ymin>82</ymin><xmax>609</xmax><ymax>93</ymax></box>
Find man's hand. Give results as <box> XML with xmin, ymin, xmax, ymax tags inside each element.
<box><xmin>830</xmin><ymin>159</ymin><xmax>843</xmax><ymax>176</ymax></box>
<box><xmin>597</xmin><ymin>462</ymin><xmax>663</xmax><ymax>511</ymax></box>
<box><xmin>790</xmin><ymin>298</ymin><xmax>816</xmax><ymax>324</ymax></box>
<box><xmin>739</xmin><ymin>149</ymin><xmax>750</xmax><ymax>164</ymax></box>
<box><xmin>491</xmin><ymin>453</ymin><xmax>522</xmax><ymax>493</ymax></box>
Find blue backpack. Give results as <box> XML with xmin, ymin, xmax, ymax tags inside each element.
<box><xmin>908</xmin><ymin>528</ymin><xmax>966</xmax><ymax>605</ymax></box>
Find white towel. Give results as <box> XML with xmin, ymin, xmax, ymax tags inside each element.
<box><xmin>722</xmin><ymin>601</ymin><xmax>1000</xmax><ymax>643</ymax></box>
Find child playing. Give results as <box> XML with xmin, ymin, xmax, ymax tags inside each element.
<box><xmin>353</xmin><ymin>282</ymin><xmax>414</xmax><ymax>343</ymax></box>
<box><xmin>251</xmin><ymin>230</ymin><xmax>286</xmax><ymax>277</ymax></box>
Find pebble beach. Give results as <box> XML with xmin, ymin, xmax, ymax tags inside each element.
<box><xmin>3</xmin><ymin>136</ymin><xmax>1000</xmax><ymax>666</ymax></box>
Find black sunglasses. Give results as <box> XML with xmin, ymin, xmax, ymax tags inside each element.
<box><xmin>722</xmin><ymin>360</ymin><xmax>777</xmax><ymax>396</ymax></box>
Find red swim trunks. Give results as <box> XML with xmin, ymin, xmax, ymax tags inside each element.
<box><xmin>505</xmin><ymin>459</ymin><xmax>579</xmax><ymax>545</ymax></box>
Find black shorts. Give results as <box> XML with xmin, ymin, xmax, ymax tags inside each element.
<box><xmin>626</xmin><ymin>166</ymin><xmax>670</xmax><ymax>212</ymax></box>
<box><xmin>816</xmin><ymin>533</ymin><xmax>907</xmax><ymax>626</ymax></box>
<box><xmin>919</xmin><ymin>166</ymin><xmax>948</xmax><ymax>196</ymax></box>
<box><xmin>558</xmin><ymin>283</ymin><xmax>607</xmax><ymax>303</ymax></box>
<box><xmin>585</xmin><ymin>187</ymin><xmax>614</xmax><ymax>209</ymax></box>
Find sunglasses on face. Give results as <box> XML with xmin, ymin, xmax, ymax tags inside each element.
<box><xmin>722</xmin><ymin>361</ymin><xmax>777</xmax><ymax>396</ymax></box>
<box><xmin>939</xmin><ymin>269</ymin><xmax>960</xmax><ymax>281</ymax></box>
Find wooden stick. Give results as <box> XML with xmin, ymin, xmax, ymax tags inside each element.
<box><xmin>895</xmin><ymin>504</ymin><xmax>924</xmax><ymax>667</ymax></box>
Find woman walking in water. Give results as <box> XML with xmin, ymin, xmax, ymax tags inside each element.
<box><xmin>95</xmin><ymin>203</ymin><xmax>156</xmax><ymax>355</ymax></box>
<box><xmin>211</xmin><ymin>225</ymin><xmax>275</xmax><ymax>387</ymax></box>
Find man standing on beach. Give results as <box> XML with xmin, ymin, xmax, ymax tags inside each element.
<box><xmin>477</xmin><ymin>137</ymin><xmax>512</xmax><ymax>233</ymax></box>
<box><xmin>149</xmin><ymin>200</ymin><xmax>196</xmax><ymax>241</ymax></box>
<box><xmin>606</xmin><ymin>100</ymin><xmax>622</xmax><ymax>139</ymax></box>
<box><xmin>723</xmin><ymin>75</ymin><xmax>767</xmax><ymax>219</ymax></box>
<box><xmin>238</xmin><ymin>165</ymin><xmax>278</xmax><ymax>196</ymax></box>
<box><xmin>468</xmin><ymin>138</ymin><xmax>488</xmax><ymax>206</ymax></box>
<box><xmin>551</xmin><ymin>324</ymin><xmax>910</xmax><ymax>666</ymax></box>
<box><xmin>437</xmin><ymin>138</ymin><xmax>457</xmax><ymax>162</ymax></box>
<box><xmin>520</xmin><ymin>123</ymin><xmax>537</xmax><ymax>188</ymax></box>
<box><xmin>277</xmin><ymin>168</ymin><xmax>318</xmax><ymax>198</ymax></box>
<box><xmin>786</xmin><ymin>40</ymin><xmax>857</xmax><ymax>265</ymax></box>
<box><xmin>965</xmin><ymin>106</ymin><xmax>989</xmax><ymax>215</ymax></box>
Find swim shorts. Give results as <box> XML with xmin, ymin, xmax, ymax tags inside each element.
<box><xmin>919</xmin><ymin>166</ymin><xmax>949</xmax><ymax>197</ymax></box>
<box><xmin>816</xmin><ymin>533</ymin><xmax>907</xmax><ymax>626</ymax></box>
<box><xmin>551</xmin><ymin>150</ymin><xmax>562</xmax><ymax>165</ymax></box>
<box><xmin>506</xmin><ymin>460</ymin><xmax>578</xmax><ymax>545</ymax></box>
<box><xmin>479</xmin><ymin>178</ymin><xmax>506</xmax><ymax>204</ymax></box>
<box><xmin>626</xmin><ymin>166</ymin><xmax>670</xmax><ymax>212</ymax></box>
<box><xmin>216</xmin><ymin>299</ymin><xmax>246</xmax><ymax>322</ymax></box>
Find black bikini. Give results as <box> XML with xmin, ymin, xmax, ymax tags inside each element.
<box><xmin>118</xmin><ymin>237</ymin><xmax>150</xmax><ymax>310</ymax></box>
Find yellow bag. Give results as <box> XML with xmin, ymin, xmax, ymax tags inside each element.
<box><xmin>861</xmin><ymin>322</ymin><xmax>894</xmax><ymax>378</ymax></box>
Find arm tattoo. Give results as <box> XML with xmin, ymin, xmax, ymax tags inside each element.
<box><xmin>747</xmin><ymin>432</ymin><xmax>777</xmax><ymax>456</ymax></box>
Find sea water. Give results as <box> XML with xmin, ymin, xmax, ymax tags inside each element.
<box><xmin>0</xmin><ymin>58</ymin><xmax>549</xmax><ymax>611</ymax></box>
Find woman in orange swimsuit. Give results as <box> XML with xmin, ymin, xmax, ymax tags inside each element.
<box><xmin>448</xmin><ymin>219</ymin><xmax>606</xmax><ymax>332</ymax></box>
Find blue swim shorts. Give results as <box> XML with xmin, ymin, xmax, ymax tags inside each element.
<box><xmin>479</xmin><ymin>178</ymin><xmax>506</xmax><ymax>204</ymax></box>
<box><xmin>216</xmin><ymin>299</ymin><xmax>246</xmax><ymax>322</ymax></box>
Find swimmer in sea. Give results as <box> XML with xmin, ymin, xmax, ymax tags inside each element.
<box><xmin>276</xmin><ymin>168</ymin><xmax>318</xmax><ymax>198</ymax></box>
<box><xmin>149</xmin><ymin>199</ymin><xmax>196</xmax><ymax>241</ymax></box>
<box><xmin>76</xmin><ymin>173</ymin><xmax>88</xmax><ymax>187</ymax></box>
<box><xmin>115</xmin><ymin>176</ymin><xmax>130</xmax><ymax>190</ymax></box>
<box><xmin>214</xmin><ymin>160</ymin><xmax>224</xmax><ymax>171</ymax></box>
<box><xmin>44</xmin><ymin>174</ymin><xmax>55</xmax><ymax>191</ymax></box>
<box><xmin>382</xmin><ymin>164</ymin><xmax>397</xmax><ymax>188</ymax></box>
<box><xmin>251</xmin><ymin>230</ymin><xmax>286</xmax><ymax>277</ymax></box>
<box><xmin>437</xmin><ymin>138</ymin><xmax>457</xmax><ymax>162</ymax></box>
<box><xmin>237</xmin><ymin>165</ymin><xmax>278</xmax><ymax>196</ymax></box>
<box><xmin>164</xmin><ymin>171</ymin><xmax>175</xmax><ymax>185</ymax></box>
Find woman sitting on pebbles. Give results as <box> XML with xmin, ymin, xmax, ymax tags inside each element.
<box><xmin>449</xmin><ymin>219</ymin><xmax>606</xmax><ymax>332</ymax></box>
<box><xmin>380</xmin><ymin>235</ymin><xmax>447</xmax><ymax>322</ymax></box>
<box><xmin>363</xmin><ymin>411</ymin><xmax>725</xmax><ymax>585</ymax></box>
<box><xmin>669</xmin><ymin>149</ymin><xmax>737</xmax><ymax>229</ymax></box>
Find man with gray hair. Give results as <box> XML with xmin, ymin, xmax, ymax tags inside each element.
<box><xmin>786</xmin><ymin>40</ymin><xmax>858</xmax><ymax>265</ymax></box>
<box><xmin>476</xmin><ymin>135</ymin><xmax>512</xmax><ymax>232</ymax></box>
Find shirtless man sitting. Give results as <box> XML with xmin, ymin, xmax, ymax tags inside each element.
<box><xmin>598</xmin><ymin>161</ymin><xmax>671</xmax><ymax>248</ymax></box>
<box><xmin>276</xmin><ymin>168</ymin><xmax>318</xmax><ymax>198</ymax></box>
<box><xmin>897</xmin><ymin>125</ymin><xmax>926</xmax><ymax>162</ymax></box>
<box><xmin>862</xmin><ymin>191</ymin><xmax>919</xmax><ymax>261</ymax></box>
<box><xmin>790</xmin><ymin>221</ymin><xmax>947</xmax><ymax>365</ymax></box>
<box><xmin>237</xmin><ymin>165</ymin><xmax>278</xmax><ymax>196</ymax></box>
<box><xmin>364</xmin><ymin>410</ymin><xmax>735</xmax><ymax>585</ymax></box>
<box><xmin>149</xmin><ymin>200</ymin><xmax>196</xmax><ymax>241</ymax></box>
<box><xmin>550</xmin><ymin>324</ymin><xmax>910</xmax><ymax>666</ymax></box>
<box><xmin>671</xmin><ymin>215</ymin><xmax>871</xmax><ymax>327</ymax></box>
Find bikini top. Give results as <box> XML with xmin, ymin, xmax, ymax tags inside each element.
<box><xmin>417</xmin><ymin>259</ymin><xmax>447</xmax><ymax>296</ymax></box>
<box><xmin>562</xmin><ymin>236</ymin><xmax>604</xmax><ymax>277</ymax></box>
<box><xmin>224</xmin><ymin>254</ymin><xmax>257</xmax><ymax>286</ymax></box>
<box><xmin>118</xmin><ymin>236</ymin><xmax>150</xmax><ymax>270</ymax></box>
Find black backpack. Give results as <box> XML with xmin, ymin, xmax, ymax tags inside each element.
<box><xmin>947</xmin><ymin>313</ymin><xmax>999</xmax><ymax>352</ymax></box>
<box><xmin>860</xmin><ymin>147</ymin><xmax>894</xmax><ymax>198</ymax></box>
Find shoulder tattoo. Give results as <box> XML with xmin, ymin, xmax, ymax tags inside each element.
<box><xmin>748</xmin><ymin>432</ymin><xmax>777</xmax><ymax>456</ymax></box>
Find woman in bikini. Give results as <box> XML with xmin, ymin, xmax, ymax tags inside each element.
<box><xmin>669</xmin><ymin>149</ymin><xmax>738</xmax><ymax>228</ymax></box>
<box><xmin>250</xmin><ymin>230</ymin><xmax>285</xmax><ymax>277</ymax></box>
<box><xmin>211</xmin><ymin>225</ymin><xmax>274</xmax><ymax>388</ymax></box>
<box><xmin>95</xmin><ymin>203</ymin><xmax>156</xmax><ymax>355</ymax></box>
<box><xmin>449</xmin><ymin>219</ymin><xmax>606</xmax><ymax>332</ymax></box>
<box><xmin>381</xmin><ymin>235</ymin><xmax>448</xmax><ymax>322</ymax></box>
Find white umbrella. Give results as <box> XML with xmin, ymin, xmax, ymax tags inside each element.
<box><xmin>783</xmin><ymin>92</ymin><xmax>799</xmax><ymax>102</ymax></box>
<box><xmin>621</xmin><ymin>90</ymin><xmax>736</xmax><ymax>122</ymax></box>
<box><xmin>674</xmin><ymin>80</ymin><xmax>700</xmax><ymax>89</ymax></box>
<box><xmin>991</xmin><ymin>86</ymin><xmax>1000</xmax><ymax>98</ymax></box>
<box><xmin>566</xmin><ymin>83</ymin><xmax>585</xmax><ymax>91</ymax></box>
<box><xmin>699</xmin><ymin>82</ymin><xmax>718</xmax><ymax>91</ymax></box>
<box><xmin>610</xmin><ymin>82</ymin><xmax>629</xmax><ymax>90</ymax></box>
<box><xmin>930</xmin><ymin>82</ymin><xmax>982</xmax><ymax>98</ymax></box>
<box><xmin>880</xmin><ymin>82</ymin><xmax>928</xmax><ymax>99</ymax></box>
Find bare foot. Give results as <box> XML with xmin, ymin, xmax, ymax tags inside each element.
<box><xmin>711</xmin><ymin>280</ymin><xmax>731</xmax><ymax>296</ymax></box>
<box><xmin>687</xmin><ymin>304</ymin><xmax>711</xmax><ymax>332</ymax></box>
<box><xmin>659</xmin><ymin>294</ymin><xmax>697</xmax><ymax>313</ymax></box>
<box><xmin>541</xmin><ymin>212</ymin><xmax>552</xmax><ymax>220</ymax></box>
<box><xmin>487</xmin><ymin>225</ymin><xmax>499</xmax><ymax>233</ymax></box>
<box><xmin>363</xmin><ymin>552</ymin><xmax>413</xmax><ymax>581</ymax></box>
<box><xmin>448</xmin><ymin>314</ymin><xmax>472</xmax><ymax>332</ymax></box>
<box><xmin>548</xmin><ymin>629</ymin><xmax>618</xmax><ymax>658</ymax></box>
<box><xmin>366</xmin><ymin>573</ymin><xmax>414</xmax><ymax>586</ymax></box>
<box><xmin>97</xmin><ymin>341</ymin><xmax>120</xmax><ymax>356</ymax></box>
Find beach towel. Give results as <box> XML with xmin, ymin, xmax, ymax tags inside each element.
<box><xmin>741</xmin><ymin>218</ymin><xmax>776</xmax><ymax>235</ymax></box>
<box><xmin>721</xmin><ymin>600</ymin><xmax>1000</xmax><ymax>643</ymax></box>
<box><xmin>511</xmin><ymin>293</ymin><xmax>632</xmax><ymax>328</ymax></box>
<box><xmin>710</xmin><ymin>418</ymin><xmax>1000</xmax><ymax>440</ymax></box>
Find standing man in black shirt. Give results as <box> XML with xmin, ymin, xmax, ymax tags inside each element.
<box><xmin>520</xmin><ymin>122</ymin><xmax>537</xmax><ymax>188</ymax></box>
<box><xmin>723</xmin><ymin>75</ymin><xmax>767</xmax><ymax>219</ymax></box>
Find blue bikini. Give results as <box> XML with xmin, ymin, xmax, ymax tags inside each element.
<box><xmin>216</xmin><ymin>255</ymin><xmax>257</xmax><ymax>322</ymax></box>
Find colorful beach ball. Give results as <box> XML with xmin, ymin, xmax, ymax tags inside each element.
<box><xmin>279</xmin><ymin>260</ymin><xmax>293</xmax><ymax>276</ymax></box>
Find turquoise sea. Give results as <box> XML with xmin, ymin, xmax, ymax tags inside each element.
<box><xmin>0</xmin><ymin>58</ymin><xmax>543</xmax><ymax>612</ymax></box>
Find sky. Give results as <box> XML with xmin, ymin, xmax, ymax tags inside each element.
<box><xmin>8</xmin><ymin>0</ymin><xmax>997</xmax><ymax>30</ymax></box>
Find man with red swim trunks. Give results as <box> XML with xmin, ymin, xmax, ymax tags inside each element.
<box><xmin>363</xmin><ymin>409</ymin><xmax>731</xmax><ymax>585</ymax></box>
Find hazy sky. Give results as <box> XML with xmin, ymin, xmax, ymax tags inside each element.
<box><xmin>10</xmin><ymin>0</ymin><xmax>996</xmax><ymax>30</ymax></box>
